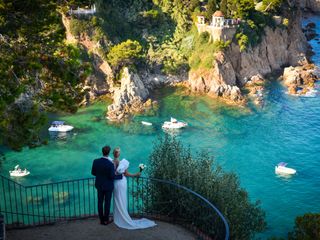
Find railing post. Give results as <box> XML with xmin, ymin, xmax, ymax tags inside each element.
<box><xmin>0</xmin><ymin>214</ymin><xmax>5</xmax><ymax>240</ymax></box>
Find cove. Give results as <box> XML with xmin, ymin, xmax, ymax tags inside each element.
<box><xmin>1</xmin><ymin>16</ymin><xmax>320</xmax><ymax>239</ymax></box>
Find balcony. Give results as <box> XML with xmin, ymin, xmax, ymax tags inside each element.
<box><xmin>0</xmin><ymin>175</ymin><xmax>229</xmax><ymax>240</ymax></box>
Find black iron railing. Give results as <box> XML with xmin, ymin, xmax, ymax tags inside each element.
<box><xmin>0</xmin><ymin>175</ymin><xmax>229</xmax><ymax>240</ymax></box>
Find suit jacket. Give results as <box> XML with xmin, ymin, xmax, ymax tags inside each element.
<box><xmin>91</xmin><ymin>157</ymin><xmax>122</xmax><ymax>191</ymax></box>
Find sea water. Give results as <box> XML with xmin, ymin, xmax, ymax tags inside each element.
<box><xmin>1</xmin><ymin>15</ymin><xmax>320</xmax><ymax>239</ymax></box>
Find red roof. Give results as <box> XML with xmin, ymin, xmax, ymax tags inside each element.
<box><xmin>213</xmin><ymin>11</ymin><xmax>224</xmax><ymax>17</ymax></box>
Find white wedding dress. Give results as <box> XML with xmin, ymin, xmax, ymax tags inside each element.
<box><xmin>113</xmin><ymin>159</ymin><xmax>156</xmax><ymax>229</ymax></box>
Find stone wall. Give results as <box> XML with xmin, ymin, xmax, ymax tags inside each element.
<box><xmin>196</xmin><ymin>24</ymin><xmax>237</xmax><ymax>41</ymax></box>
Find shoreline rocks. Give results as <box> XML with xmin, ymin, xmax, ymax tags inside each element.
<box><xmin>282</xmin><ymin>65</ymin><xmax>318</xmax><ymax>95</ymax></box>
<box><xmin>244</xmin><ymin>75</ymin><xmax>266</xmax><ymax>106</ymax></box>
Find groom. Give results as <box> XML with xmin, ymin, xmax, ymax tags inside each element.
<box><xmin>91</xmin><ymin>145</ymin><xmax>122</xmax><ymax>225</ymax></box>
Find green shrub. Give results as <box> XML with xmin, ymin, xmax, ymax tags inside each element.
<box><xmin>288</xmin><ymin>213</ymin><xmax>320</xmax><ymax>240</ymax></box>
<box><xmin>199</xmin><ymin>31</ymin><xmax>210</xmax><ymax>44</ymax></box>
<box><xmin>236</xmin><ymin>32</ymin><xmax>249</xmax><ymax>52</ymax></box>
<box><xmin>189</xmin><ymin>35</ymin><xmax>231</xmax><ymax>70</ymax></box>
<box><xmin>146</xmin><ymin>136</ymin><xmax>267</xmax><ymax>239</ymax></box>
<box><xmin>262</xmin><ymin>0</ymin><xmax>284</xmax><ymax>13</ymax></box>
<box><xmin>107</xmin><ymin>39</ymin><xmax>143</xmax><ymax>70</ymax></box>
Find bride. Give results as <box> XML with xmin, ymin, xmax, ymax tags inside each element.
<box><xmin>112</xmin><ymin>147</ymin><xmax>156</xmax><ymax>229</ymax></box>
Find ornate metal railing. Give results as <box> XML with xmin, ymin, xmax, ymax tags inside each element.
<box><xmin>0</xmin><ymin>175</ymin><xmax>229</xmax><ymax>240</ymax></box>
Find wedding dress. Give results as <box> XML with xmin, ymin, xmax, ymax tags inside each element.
<box><xmin>113</xmin><ymin>159</ymin><xmax>156</xmax><ymax>229</ymax></box>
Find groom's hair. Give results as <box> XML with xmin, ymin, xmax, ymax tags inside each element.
<box><xmin>102</xmin><ymin>145</ymin><xmax>111</xmax><ymax>156</ymax></box>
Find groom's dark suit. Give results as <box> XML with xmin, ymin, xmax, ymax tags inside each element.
<box><xmin>91</xmin><ymin>156</ymin><xmax>122</xmax><ymax>223</ymax></box>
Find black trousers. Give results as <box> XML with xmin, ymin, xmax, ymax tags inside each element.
<box><xmin>97</xmin><ymin>189</ymin><xmax>112</xmax><ymax>222</ymax></box>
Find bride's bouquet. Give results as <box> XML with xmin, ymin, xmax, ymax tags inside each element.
<box><xmin>139</xmin><ymin>163</ymin><xmax>146</xmax><ymax>172</ymax></box>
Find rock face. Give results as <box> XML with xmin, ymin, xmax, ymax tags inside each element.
<box><xmin>107</xmin><ymin>68</ymin><xmax>186</xmax><ymax>121</ymax></box>
<box><xmin>300</xmin><ymin>0</ymin><xmax>320</xmax><ymax>12</ymax></box>
<box><xmin>107</xmin><ymin>68</ymin><xmax>150</xmax><ymax>120</ymax></box>
<box><xmin>61</xmin><ymin>14</ymin><xmax>113</xmax><ymax>105</ymax></box>
<box><xmin>189</xmin><ymin>11</ymin><xmax>309</xmax><ymax>103</ymax></box>
<box><xmin>283</xmin><ymin>65</ymin><xmax>318</xmax><ymax>95</ymax></box>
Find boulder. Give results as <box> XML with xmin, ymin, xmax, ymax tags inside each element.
<box><xmin>107</xmin><ymin>67</ymin><xmax>150</xmax><ymax>121</ymax></box>
<box><xmin>283</xmin><ymin>65</ymin><xmax>318</xmax><ymax>95</ymax></box>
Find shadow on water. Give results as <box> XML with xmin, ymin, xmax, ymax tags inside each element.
<box><xmin>48</xmin><ymin>131</ymin><xmax>76</xmax><ymax>141</ymax></box>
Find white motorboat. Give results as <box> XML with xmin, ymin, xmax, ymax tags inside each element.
<box><xmin>162</xmin><ymin>117</ymin><xmax>187</xmax><ymax>130</ymax></box>
<box><xmin>48</xmin><ymin>121</ymin><xmax>74</xmax><ymax>132</ymax></box>
<box><xmin>9</xmin><ymin>165</ymin><xmax>30</xmax><ymax>177</ymax></box>
<box><xmin>141</xmin><ymin>121</ymin><xmax>152</xmax><ymax>126</ymax></box>
<box><xmin>275</xmin><ymin>162</ymin><xmax>296</xmax><ymax>175</ymax></box>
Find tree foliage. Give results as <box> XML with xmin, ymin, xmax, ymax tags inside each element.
<box><xmin>288</xmin><ymin>213</ymin><xmax>320</xmax><ymax>240</ymax></box>
<box><xmin>0</xmin><ymin>0</ymin><xmax>91</xmax><ymax>149</ymax></box>
<box><xmin>107</xmin><ymin>40</ymin><xmax>143</xmax><ymax>70</ymax></box>
<box><xmin>262</xmin><ymin>0</ymin><xmax>284</xmax><ymax>13</ymax></box>
<box><xmin>147</xmin><ymin>136</ymin><xmax>266</xmax><ymax>239</ymax></box>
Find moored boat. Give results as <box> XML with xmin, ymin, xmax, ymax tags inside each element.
<box><xmin>162</xmin><ymin>117</ymin><xmax>187</xmax><ymax>130</ymax></box>
<box><xmin>48</xmin><ymin>121</ymin><xmax>74</xmax><ymax>132</ymax></box>
<box><xmin>275</xmin><ymin>162</ymin><xmax>296</xmax><ymax>175</ymax></box>
<box><xmin>141</xmin><ymin>121</ymin><xmax>152</xmax><ymax>126</ymax></box>
<box><xmin>9</xmin><ymin>165</ymin><xmax>30</xmax><ymax>177</ymax></box>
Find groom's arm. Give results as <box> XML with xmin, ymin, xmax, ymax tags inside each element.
<box><xmin>91</xmin><ymin>160</ymin><xmax>96</xmax><ymax>176</ymax></box>
<box><xmin>113</xmin><ymin>173</ymin><xmax>123</xmax><ymax>180</ymax></box>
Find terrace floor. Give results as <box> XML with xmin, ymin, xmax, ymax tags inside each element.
<box><xmin>6</xmin><ymin>218</ymin><xmax>196</xmax><ymax>240</ymax></box>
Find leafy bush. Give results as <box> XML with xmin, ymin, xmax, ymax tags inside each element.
<box><xmin>262</xmin><ymin>0</ymin><xmax>284</xmax><ymax>13</ymax></box>
<box><xmin>199</xmin><ymin>31</ymin><xmax>210</xmax><ymax>44</ymax></box>
<box><xmin>236</xmin><ymin>32</ymin><xmax>249</xmax><ymax>52</ymax></box>
<box><xmin>107</xmin><ymin>40</ymin><xmax>143</xmax><ymax>70</ymax></box>
<box><xmin>147</xmin><ymin>136</ymin><xmax>267</xmax><ymax>239</ymax></box>
<box><xmin>1</xmin><ymin>102</ymin><xmax>47</xmax><ymax>151</ymax></box>
<box><xmin>288</xmin><ymin>213</ymin><xmax>320</xmax><ymax>240</ymax></box>
<box><xmin>69</xmin><ymin>18</ymin><xmax>92</xmax><ymax>38</ymax></box>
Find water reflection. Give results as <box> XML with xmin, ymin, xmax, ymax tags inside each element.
<box><xmin>49</xmin><ymin>131</ymin><xmax>76</xmax><ymax>141</ymax></box>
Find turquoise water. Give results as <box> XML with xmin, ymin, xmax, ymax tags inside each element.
<box><xmin>1</xmin><ymin>16</ymin><xmax>320</xmax><ymax>239</ymax></box>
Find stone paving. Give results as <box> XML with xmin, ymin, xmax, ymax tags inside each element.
<box><xmin>6</xmin><ymin>218</ymin><xmax>196</xmax><ymax>240</ymax></box>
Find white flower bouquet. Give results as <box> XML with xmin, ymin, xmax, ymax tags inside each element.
<box><xmin>139</xmin><ymin>163</ymin><xmax>146</xmax><ymax>172</ymax></box>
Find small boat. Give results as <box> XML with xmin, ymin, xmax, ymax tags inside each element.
<box><xmin>275</xmin><ymin>162</ymin><xmax>296</xmax><ymax>175</ymax></box>
<box><xmin>141</xmin><ymin>121</ymin><xmax>152</xmax><ymax>126</ymax></box>
<box><xmin>162</xmin><ymin>117</ymin><xmax>187</xmax><ymax>130</ymax></box>
<box><xmin>48</xmin><ymin>121</ymin><xmax>74</xmax><ymax>132</ymax></box>
<box><xmin>9</xmin><ymin>165</ymin><xmax>30</xmax><ymax>177</ymax></box>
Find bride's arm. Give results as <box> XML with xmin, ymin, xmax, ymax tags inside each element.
<box><xmin>124</xmin><ymin>170</ymin><xmax>141</xmax><ymax>177</ymax></box>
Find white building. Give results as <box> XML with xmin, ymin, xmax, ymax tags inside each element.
<box><xmin>68</xmin><ymin>4</ymin><xmax>96</xmax><ymax>16</ymax></box>
<box><xmin>196</xmin><ymin>11</ymin><xmax>240</xmax><ymax>41</ymax></box>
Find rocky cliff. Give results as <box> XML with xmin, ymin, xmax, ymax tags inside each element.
<box><xmin>300</xmin><ymin>0</ymin><xmax>320</xmax><ymax>12</ymax></box>
<box><xmin>61</xmin><ymin>14</ymin><xmax>113</xmax><ymax>105</ymax></box>
<box><xmin>107</xmin><ymin>67</ymin><xmax>184</xmax><ymax>121</ymax></box>
<box><xmin>188</xmin><ymin>10</ymin><xmax>311</xmax><ymax>104</ymax></box>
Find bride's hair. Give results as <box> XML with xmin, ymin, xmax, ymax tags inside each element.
<box><xmin>113</xmin><ymin>147</ymin><xmax>121</xmax><ymax>159</ymax></box>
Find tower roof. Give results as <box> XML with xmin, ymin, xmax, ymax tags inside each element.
<box><xmin>213</xmin><ymin>11</ymin><xmax>224</xmax><ymax>17</ymax></box>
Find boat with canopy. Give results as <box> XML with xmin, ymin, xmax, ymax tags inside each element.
<box><xmin>48</xmin><ymin>121</ymin><xmax>74</xmax><ymax>132</ymax></box>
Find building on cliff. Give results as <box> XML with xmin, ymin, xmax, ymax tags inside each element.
<box><xmin>68</xmin><ymin>4</ymin><xmax>96</xmax><ymax>16</ymax></box>
<box><xmin>196</xmin><ymin>11</ymin><xmax>240</xmax><ymax>41</ymax></box>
